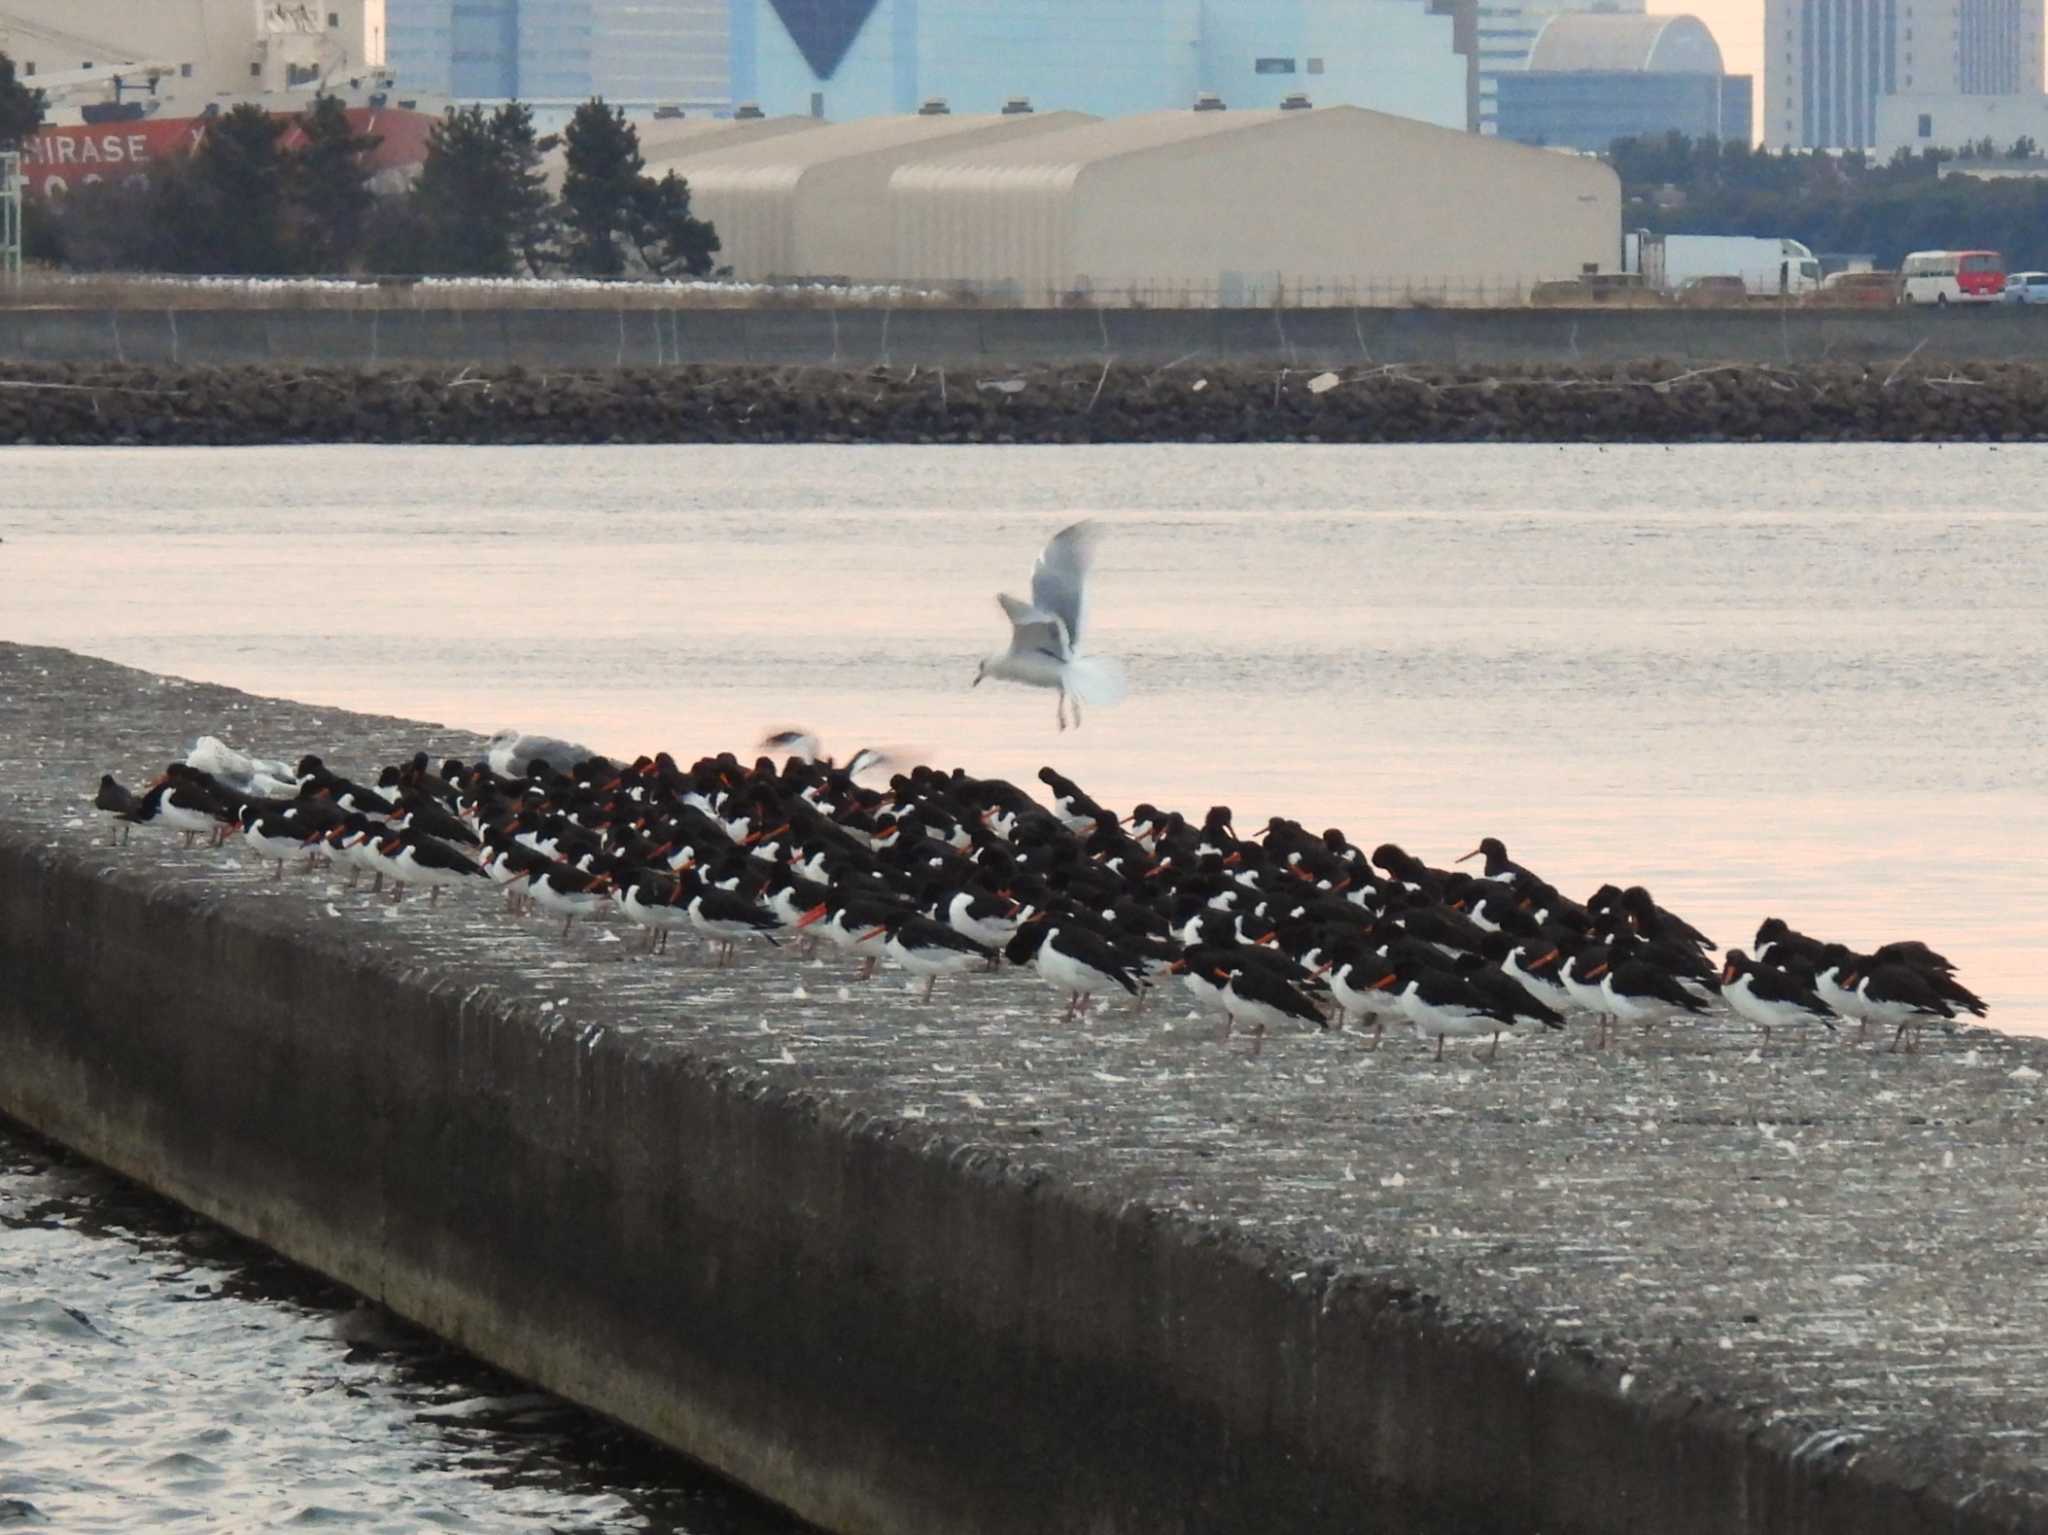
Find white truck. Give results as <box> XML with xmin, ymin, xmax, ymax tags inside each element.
<box><xmin>1622</xmin><ymin>232</ymin><xmax>1824</xmax><ymax>299</ymax></box>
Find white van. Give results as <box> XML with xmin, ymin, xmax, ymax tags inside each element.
<box><xmin>1901</xmin><ymin>250</ymin><xmax>2006</xmax><ymax>305</ymax></box>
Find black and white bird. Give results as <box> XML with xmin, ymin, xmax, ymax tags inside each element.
<box><xmin>1212</xmin><ymin>959</ymin><xmax>1325</xmax><ymax>1054</ymax></box>
<box><xmin>873</xmin><ymin>910</ymin><xmax>995</xmax><ymax>1001</ymax></box>
<box><xmin>973</xmin><ymin>520</ymin><xmax>1127</xmax><ymax>730</ymax></box>
<box><xmin>1016</xmin><ymin>922</ymin><xmax>1142</xmax><ymax>1020</ymax></box>
<box><xmin>241</xmin><ymin>804</ymin><xmax>321</xmax><ymax>879</ymax></box>
<box><xmin>1384</xmin><ymin>963</ymin><xmax>1520</xmax><ymax>1061</ymax></box>
<box><xmin>675</xmin><ymin>871</ymin><xmax>781</xmax><ymax>967</ymax></box>
<box><xmin>1720</xmin><ymin>950</ymin><xmax>1837</xmax><ymax>1042</ymax></box>
<box><xmin>378</xmin><ymin>829</ymin><xmax>487</xmax><ymax>905</ymax></box>
<box><xmin>524</xmin><ymin>864</ymin><xmax>614</xmax><ymax>939</ymax></box>
<box><xmin>1841</xmin><ymin>961</ymin><xmax>1957</xmax><ymax>1053</ymax></box>
<box><xmin>1585</xmin><ymin>940</ymin><xmax>1712</xmax><ymax>1036</ymax></box>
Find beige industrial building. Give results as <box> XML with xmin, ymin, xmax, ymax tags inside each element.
<box><xmin>888</xmin><ymin>104</ymin><xmax>1619</xmax><ymax>302</ymax></box>
<box><xmin>540</xmin><ymin>113</ymin><xmax>824</xmax><ymax>194</ymax></box>
<box><xmin>647</xmin><ymin>108</ymin><xmax>1095</xmax><ymax>281</ymax></box>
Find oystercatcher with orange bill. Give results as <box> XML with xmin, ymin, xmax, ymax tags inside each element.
<box><xmin>870</xmin><ymin>910</ymin><xmax>995</xmax><ymax>1001</ymax></box>
<box><xmin>378</xmin><ymin>828</ymin><xmax>487</xmax><ymax>905</ymax></box>
<box><xmin>525</xmin><ymin>863</ymin><xmax>613</xmax><ymax>939</ymax></box>
<box><xmin>1720</xmin><ymin>950</ymin><xmax>1836</xmax><ymax>1042</ymax></box>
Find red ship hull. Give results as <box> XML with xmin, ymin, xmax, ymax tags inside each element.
<box><xmin>23</xmin><ymin>107</ymin><xmax>437</xmax><ymax>197</ymax></box>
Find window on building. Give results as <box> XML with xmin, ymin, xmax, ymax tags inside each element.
<box><xmin>250</xmin><ymin>61</ymin><xmax>260</xmax><ymax>75</ymax></box>
<box><xmin>1307</xmin><ymin>57</ymin><xmax>1324</xmax><ymax>73</ymax></box>
<box><xmin>1256</xmin><ymin>57</ymin><xmax>1297</xmax><ymax>73</ymax></box>
<box><xmin>1919</xmin><ymin>112</ymin><xmax>1933</xmax><ymax>136</ymax></box>
<box><xmin>328</xmin><ymin>11</ymin><xmax>340</xmax><ymax>25</ymax></box>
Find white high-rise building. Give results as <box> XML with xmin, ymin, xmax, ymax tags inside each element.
<box><xmin>1763</xmin><ymin>0</ymin><xmax>2046</xmax><ymax>149</ymax></box>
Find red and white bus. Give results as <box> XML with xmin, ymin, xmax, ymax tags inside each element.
<box><xmin>1900</xmin><ymin>250</ymin><xmax>2006</xmax><ymax>305</ymax></box>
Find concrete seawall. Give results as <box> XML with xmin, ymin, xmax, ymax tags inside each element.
<box><xmin>3</xmin><ymin>643</ymin><xmax>2046</xmax><ymax>1534</ymax></box>
<box><xmin>6</xmin><ymin>302</ymin><xmax>2048</xmax><ymax>370</ymax></box>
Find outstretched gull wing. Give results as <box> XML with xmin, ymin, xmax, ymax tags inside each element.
<box><xmin>998</xmin><ymin>593</ymin><xmax>1069</xmax><ymax>659</ymax></box>
<box><xmin>1029</xmin><ymin>519</ymin><xmax>1105</xmax><ymax>654</ymax></box>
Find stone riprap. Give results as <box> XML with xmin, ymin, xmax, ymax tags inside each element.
<box><xmin>2</xmin><ymin>641</ymin><xmax>2045</xmax><ymax>1535</ymax></box>
<box><xmin>5</xmin><ymin>359</ymin><xmax>2048</xmax><ymax>444</ymax></box>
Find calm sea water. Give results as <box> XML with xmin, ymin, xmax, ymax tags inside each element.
<box><xmin>10</xmin><ymin>443</ymin><xmax>2042</xmax><ymax>1023</ymax></box>
<box><xmin>3</xmin><ymin>441</ymin><xmax>2044</xmax><ymax>1523</ymax></box>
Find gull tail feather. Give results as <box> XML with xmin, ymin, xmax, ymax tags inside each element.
<box><xmin>1064</xmin><ymin>655</ymin><xmax>1128</xmax><ymax>709</ymax></box>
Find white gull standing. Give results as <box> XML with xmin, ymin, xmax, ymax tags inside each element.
<box><xmin>485</xmin><ymin>729</ymin><xmax>596</xmax><ymax>779</ymax></box>
<box><xmin>972</xmin><ymin>519</ymin><xmax>1127</xmax><ymax>731</ymax></box>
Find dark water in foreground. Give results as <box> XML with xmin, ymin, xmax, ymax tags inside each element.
<box><xmin>0</xmin><ymin>1114</ymin><xmax>807</xmax><ymax>1534</ymax></box>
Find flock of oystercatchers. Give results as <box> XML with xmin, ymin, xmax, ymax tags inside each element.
<box><xmin>91</xmin><ymin>731</ymin><xmax>1989</xmax><ymax>1060</ymax></box>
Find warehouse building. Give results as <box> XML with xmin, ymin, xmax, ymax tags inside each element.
<box><xmin>887</xmin><ymin>102</ymin><xmax>1619</xmax><ymax>303</ymax></box>
<box><xmin>538</xmin><ymin>110</ymin><xmax>821</xmax><ymax>191</ymax></box>
<box><xmin>648</xmin><ymin>107</ymin><xmax>1095</xmax><ymax>279</ymax></box>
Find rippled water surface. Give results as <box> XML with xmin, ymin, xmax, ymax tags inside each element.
<box><xmin>0</xmin><ymin>1117</ymin><xmax>806</xmax><ymax>1533</ymax></box>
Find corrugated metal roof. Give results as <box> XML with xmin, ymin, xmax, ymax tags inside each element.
<box><xmin>655</xmin><ymin>110</ymin><xmax>1095</xmax><ymax>278</ymax></box>
<box><xmin>1524</xmin><ymin>13</ymin><xmax>1724</xmax><ymax>73</ymax></box>
<box><xmin>887</xmin><ymin>103</ymin><xmax>1620</xmax><ymax>298</ymax></box>
<box><xmin>540</xmin><ymin>115</ymin><xmax>822</xmax><ymax>193</ymax></box>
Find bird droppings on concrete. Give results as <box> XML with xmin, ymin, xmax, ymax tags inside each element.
<box><xmin>4</xmin><ymin>641</ymin><xmax>2048</xmax><ymax>1525</ymax></box>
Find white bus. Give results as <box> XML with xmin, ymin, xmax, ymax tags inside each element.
<box><xmin>1900</xmin><ymin>250</ymin><xmax>2006</xmax><ymax>305</ymax></box>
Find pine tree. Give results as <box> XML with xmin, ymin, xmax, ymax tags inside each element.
<box><xmin>291</xmin><ymin>95</ymin><xmax>381</xmax><ymax>271</ymax></box>
<box><xmin>631</xmin><ymin>170</ymin><xmax>720</xmax><ymax>278</ymax></box>
<box><xmin>560</xmin><ymin>98</ymin><xmax>646</xmax><ymax>276</ymax></box>
<box><xmin>398</xmin><ymin>103</ymin><xmax>552</xmax><ymax>275</ymax></box>
<box><xmin>182</xmin><ymin>103</ymin><xmax>291</xmax><ymax>273</ymax></box>
<box><xmin>489</xmin><ymin>101</ymin><xmax>555</xmax><ymax>275</ymax></box>
<box><xmin>0</xmin><ymin>51</ymin><xmax>43</xmax><ymax>152</ymax></box>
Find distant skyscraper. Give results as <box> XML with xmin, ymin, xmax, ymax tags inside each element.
<box><xmin>384</xmin><ymin>0</ymin><xmax>730</xmax><ymax>105</ymax></box>
<box><xmin>1765</xmin><ymin>0</ymin><xmax>2045</xmax><ymax>149</ymax></box>
<box><xmin>1958</xmin><ymin>0</ymin><xmax>2043</xmax><ymax>92</ymax></box>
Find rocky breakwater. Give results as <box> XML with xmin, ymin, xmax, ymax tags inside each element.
<box><xmin>5</xmin><ymin>359</ymin><xmax>2048</xmax><ymax>444</ymax></box>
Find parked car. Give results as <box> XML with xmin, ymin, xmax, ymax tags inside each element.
<box><xmin>1812</xmin><ymin>270</ymin><xmax>1900</xmax><ymax>307</ymax></box>
<box><xmin>2003</xmin><ymin>271</ymin><xmax>2048</xmax><ymax>303</ymax></box>
<box><xmin>1677</xmin><ymin>275</ymin><xmax>1750</xmax><ymax>307</ymax></box>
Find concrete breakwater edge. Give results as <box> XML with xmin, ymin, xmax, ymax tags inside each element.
<box><xmin>9</xmin><ymin>359</ymin><xmax>2048</xmax><ymax>444</ymax></box>
<box><xmin>5</xmin><ymin>643</ymin><xmax>2048</xmax><ymax>1535</ymax></box>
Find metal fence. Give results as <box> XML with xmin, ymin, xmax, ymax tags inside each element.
<box><xmin>1</xmin><ymin>269</ymin><xmax>1623</xmax><ymax>312</ymax></box>
<box><xmin>1</xmin><ymin>154</ymin><xmax>22</xmax><ymax>284</ymax></box>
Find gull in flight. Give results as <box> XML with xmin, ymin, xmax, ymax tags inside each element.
<box><xmin>973</xmin><ymin>519</ymin><xmax>1127</xmax><ymax>730</ymax></box>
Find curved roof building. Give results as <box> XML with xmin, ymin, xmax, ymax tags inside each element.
<box><xmin>888</xmin><ymin>103</ymin><xmax>1619</xmax><ymax>301</ymax></box>
<box><xmin>650</xmin><ymin>109</ymin><xmax>1095</xmax><ymax>280</ymax></box>
<box><xmin>1525</xmin><ymin>12</ymin><xmax>1725</xmax><ymax>73</ymax></box>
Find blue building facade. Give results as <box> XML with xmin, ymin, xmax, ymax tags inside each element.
<box><xmin>386</xmin><ymin>0</ymin><xmax>1468</xmax><ymax>126</ymax></box>
<box><xmin>732</xmin><ymin>0</ymin><xmax>1468</xmax><ymax>127</ymax></box>
<box><xmin>1495</xmin><ymin>70</ymin><xmax>1752</xmax><ymax>148</ymax></box>
<box><xmin>388</xmin><ymin>0</ymin><xmax>729</xmax><ymax>105</ymax></box>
